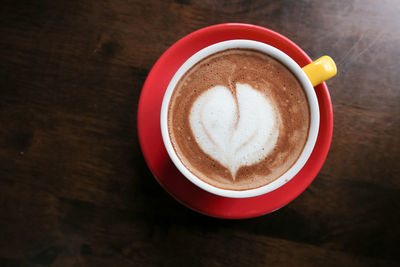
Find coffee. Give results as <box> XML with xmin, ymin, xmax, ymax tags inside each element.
<box><xmin>167</xmin><ymin>48</ymin><xmax>310</xmax><ymax>191</ymax></box>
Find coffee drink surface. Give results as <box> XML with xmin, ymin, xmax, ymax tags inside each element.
<box><xmin>167</xmin><ymin>48</ymin><xmax>310</xmax><ymax>190</ymax></box>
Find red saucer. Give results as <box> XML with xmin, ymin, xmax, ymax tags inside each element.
<box><xmin>137</xmin><ymin>23</ymin><xmax>333</xmax><ymax>219</ymax></box>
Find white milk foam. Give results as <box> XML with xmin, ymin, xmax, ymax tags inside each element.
<box><xmin>189</xmin><ymin>82</ymin><xmax>279</xmax><ymax>179</ymax></box>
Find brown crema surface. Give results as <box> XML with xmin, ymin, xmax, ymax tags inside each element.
<box><xmin>168</xmin><ymin>49</ymin><xmax>310</xmax><ymax>190</ymax></box>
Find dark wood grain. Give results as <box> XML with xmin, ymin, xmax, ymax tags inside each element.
<box><xmin>0</xmin><ymin>0</ymin><xmax>399</xmax><ymax>266</ymax></box>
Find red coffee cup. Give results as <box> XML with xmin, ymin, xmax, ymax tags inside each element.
<box><xmin>138</xmin><ymin>23</ymin><xmax>335</xmax><ymax>218</ymax></box>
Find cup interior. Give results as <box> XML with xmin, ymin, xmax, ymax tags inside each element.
<box><xmin>161</xmin><ymin>40</ymin><xmax>320</xmax><ymax>198</ymax></box>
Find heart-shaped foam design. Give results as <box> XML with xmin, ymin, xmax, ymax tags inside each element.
<box><xmin>189</xmin><ymin>83</ymin><xmax>280</xmax><ymax>179</ymax></box>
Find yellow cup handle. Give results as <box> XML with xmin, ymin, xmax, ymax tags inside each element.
<box><xmin>302</xmin><ymin>56</ymin><xmax>337</xmax><ymax>87</ymax></box>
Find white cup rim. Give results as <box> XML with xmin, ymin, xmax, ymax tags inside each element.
<box><xmin>160</xmin><ymin>40</ymin><xmax>319</xmax><ymax>198</ymax></box>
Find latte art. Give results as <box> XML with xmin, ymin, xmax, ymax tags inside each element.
<box><xmin>189</xmin><ymin>83</ymin><xmax>280</xmax><ymax>178</ymax></box>
<box><xmin>168</xmin><ymin>48</ymin><xmax>310</xmax><ymax>190</ymax></box>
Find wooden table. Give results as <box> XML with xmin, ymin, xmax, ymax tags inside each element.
<box><xmin>1</xmin><ymin>0</ymin><xmax>399</xmax><ymax>266</ymax></box>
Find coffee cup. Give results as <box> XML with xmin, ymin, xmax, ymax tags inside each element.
<box><xmin>160</xmin><ymin>39</ymin><xmax>336</xmax><ymax>198</ymax></box>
